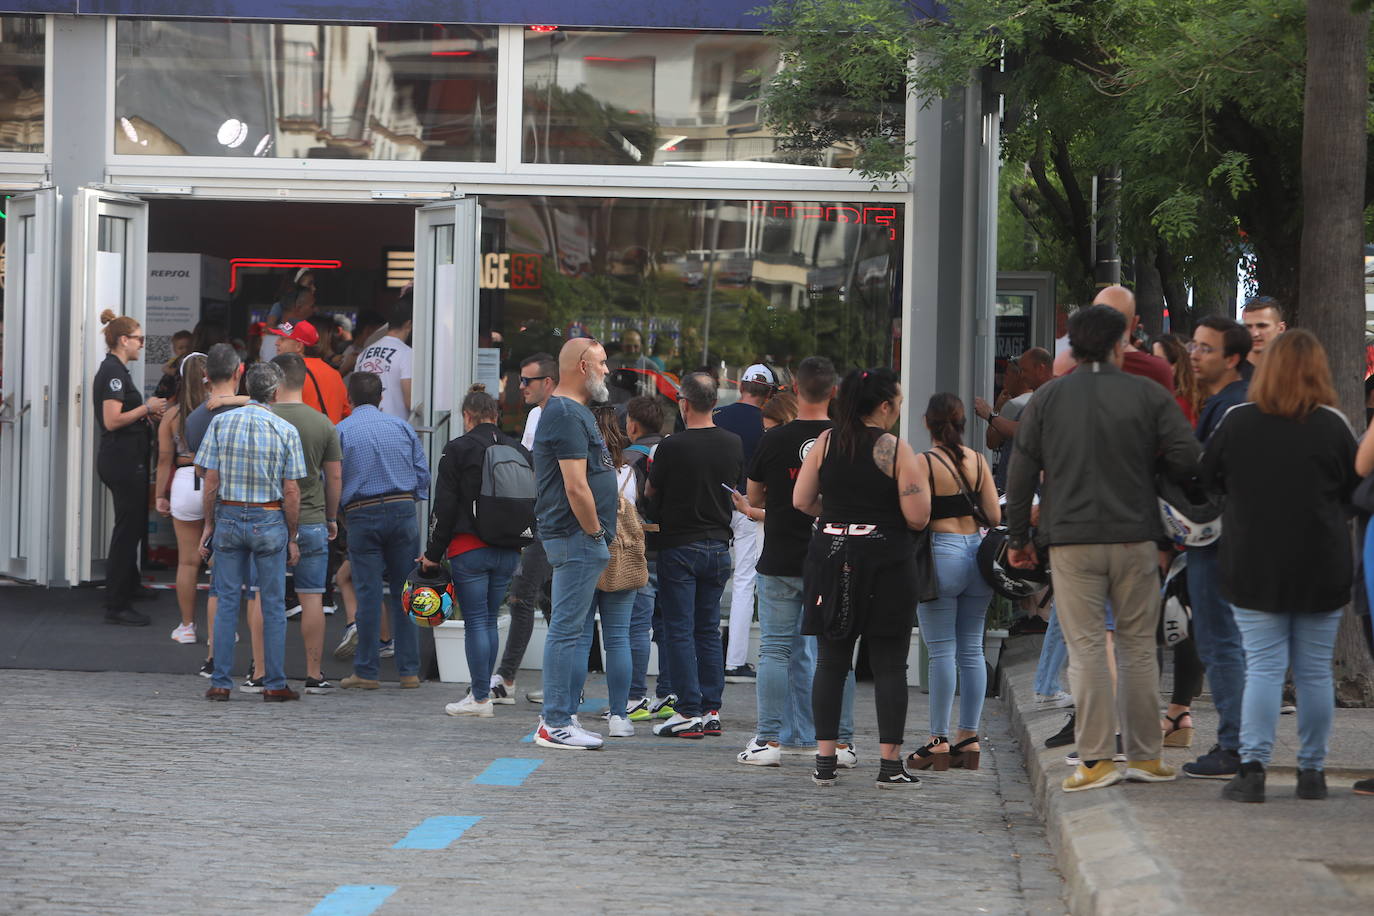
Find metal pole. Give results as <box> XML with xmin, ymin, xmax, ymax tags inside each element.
<box><xmin>700</xmin><ymin>199</ymin><xmax>723</xmax><ymax>366</ymax></box>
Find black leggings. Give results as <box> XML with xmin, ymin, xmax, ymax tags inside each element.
<box><xmin>813</xmin><ymin>629</ymin><xmax>914</xmax><ymax>745</ymax></box>
<box><xmin>1168</xmin><ymin>637</ymin><xmax>1205</xmax><ymax>707</ymax></box>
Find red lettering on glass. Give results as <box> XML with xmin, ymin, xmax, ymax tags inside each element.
<box><xmin>749</xmin><ymin>202</ymin><xmax>898</xmax><ymax>239</ymax></box>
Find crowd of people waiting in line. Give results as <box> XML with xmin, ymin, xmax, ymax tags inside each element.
<box><xmin>89</xmin><ymin>279</ymin><xmax>1374</xmax><ymax>796</ymax></box>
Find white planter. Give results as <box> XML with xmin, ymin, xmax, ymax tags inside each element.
<box><xmin>909</xmin><ymin>628</ymin><xmax>1010</xmax><ymax>692</ymax></box>
<box><xmin>509</xmin><ymin>615</ymin><xmax>761</xmax><ymax>676</ymax></box>
<box><xmin>433</xmin><ymin>615</ymin><xmax>511</xmax><ymax>684</ymax></box>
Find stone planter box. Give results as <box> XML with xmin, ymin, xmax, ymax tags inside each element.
<box><xmin>433</xmin><ymin>614</ymin><xmax>511</xmax><ymax>684</ymax></box>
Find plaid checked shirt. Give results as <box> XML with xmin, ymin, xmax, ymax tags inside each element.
<box><xmin>195</xmin><ymin>402</ymin><xmax>307</xmax><ymax>504</ymax></box>
<box><xmin>336</xmin><ymin>404</ymin><xmax>431</xmax><ymax>507</ymax></box>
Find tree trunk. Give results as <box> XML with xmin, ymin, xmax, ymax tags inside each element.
<box><xmin>1301</xmin><ymin>0</ymin><xmax>1374</xmax><ymax>706</ymax></box>
<box><xmin>1133</xmin><ymin>246</ymin><xmax>1166</xmax><ymax>337</ymax></box>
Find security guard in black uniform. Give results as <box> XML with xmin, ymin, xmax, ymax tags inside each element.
<box><xmin>95</xmin><ymin>309</ymin><xmax>167</xmax><ymax>626</ymax></box>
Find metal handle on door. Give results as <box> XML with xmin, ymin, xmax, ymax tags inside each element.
<box><xmin>0</xmin><ymin>395</ymin><xmax>14</xmax><ymax>425</ymax></box>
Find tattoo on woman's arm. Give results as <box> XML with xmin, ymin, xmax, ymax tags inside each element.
<box><xmin>901</xmin><ymin>483</ymin><xmax>923</xmax><ymax>497</ymax></box>
<box><xmin>873</xmin><ymin>434</ymin><xmax>897</xmax><ymax>477</ymax></box>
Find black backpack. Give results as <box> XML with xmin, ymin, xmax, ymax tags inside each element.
<box><xmin>471</xmin><ymin>432</ymin><xmax>537</xmax><ymax>549</ymax></box>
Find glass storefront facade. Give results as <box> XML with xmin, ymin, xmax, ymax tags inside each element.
<box><xmin>115</xmin><ymin>20</ymin><xmax>498</xmax><ymax>160</ymax></box>
<box><xmin>0</xmin><ymin>15</ymin><xmax>43</xmax><ymax>154</ymax></box>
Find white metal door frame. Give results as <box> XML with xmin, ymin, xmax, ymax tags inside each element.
<box><xmin>65</xmin><ymin>188</ymin><xmax>148</xmax><ymax>585</ymax></box>
<box><xmin>0</xmin><ymin>188</ymin><xmax>57</xmax><ymax>582</ymax></box>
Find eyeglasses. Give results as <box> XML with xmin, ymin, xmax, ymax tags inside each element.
<box><xmin>1185</xmin><ymin>341</ymin><xmax>1215</xmax><ymax>355</ymax></box>
<box><xmin>519</xmin><ymin>375</ymin><xmax>550</xmax><ymax>387</ymax></box>
<box><xmin>124</xmin><ymin>334</ymin><xmax>145</xmax><ymax>343</ymax></box>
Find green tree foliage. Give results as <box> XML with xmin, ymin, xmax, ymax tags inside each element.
<box><xmin>757</xmin><ymin>0</ymin><xmax>1374</xmax><ymax>326</ymax></box>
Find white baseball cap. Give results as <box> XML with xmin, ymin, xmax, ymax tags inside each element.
<box><xmin>741</xmin><ymin>364</ymin><xmax>776</xmax><ymax>386</ymax></box>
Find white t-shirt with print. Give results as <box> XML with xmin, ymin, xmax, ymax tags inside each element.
<box><xmin>356</xmin><ymin>335</ymin><xmax>413</xmax><ymax>420</ymax></box>
<box><xmin>521</xmin><ymin>404</ymin><xmax>543</xmax><ymax>451</ymax></box>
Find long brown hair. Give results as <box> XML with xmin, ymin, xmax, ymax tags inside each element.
<box><xmin>1150</xmin><ymin>334</ymin><xmax>1203</xmax><ymax>418</ymax></box>
<box><xmin>1249</xmin><ymin>329</ymin><xmax>1337</xmax><ymax>420</ymax></box>
<box><xmin>593</xmin><ymin>404</ymin><xmax>629</xmax><ymax>468</ymax></box>
<box><xmin>924</xmin><ymin>392</ymin><xmax>965</xmax><ymax>463</ymax></box>
<box><xmin>175</xmin><ymin>353</ymin><xmax>209</xmax><ymax>440</ymax></box>
<box><xmin>100</xmin><ymin>309</ymin><xmax>139</xmax><ymax>352</ymax></box>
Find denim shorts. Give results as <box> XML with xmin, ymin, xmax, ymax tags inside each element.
<box><xmin>292</xmin><ymin>523</ymin><xmax>329</xmax><ymax>593</ymax></box>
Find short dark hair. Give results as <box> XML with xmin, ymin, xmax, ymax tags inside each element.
<box><xmin>679</xmin><ymin>371</ymin><xmax>718</xmax><ymax>413</ymax></box>
<box><xmin>520</xmin><ymin>351</ymin><xmax>558</xmax><ymax>383</ymax></box>
<box><xmin>794</xmin><ymin>356</ymin><xmax>837</xmax><ymax>404</ymax></box>
<box><xmin>392</xmin><ymin>294</ymin><xmax>414</xmax><ymax>328</ymax></box>
<box><xmin>354</xmin><ymin>309</ymin><xmax>387</xmax><ymax>338</ymax></box>
<box><xmin>1068</xmin><ymin>305</ymin><xmax>1128</xmax><ymax>363</ymax></box>
<box><xmin>1196</xmin><ymin>315</ymin><xmax>1252</xmax><ymax>363</ymax></box>
<box><xmin>271</xmin><ymin>352</ymin><xmax>307</xmax><ymax>390</ymax></box>
<box><xmin>1020</xmin><ymin>346</ymin><xmax>1053</xmax><ymax>373</ymax></box>
<box><xmin>740</xmin><ymin>380</ymin><xmax>773</xmax><ymax>399</ymax></box>
<box><xmin>1243</xmin><ymin>296</ymin><xmax>1285</xmax><ymax>323</ymax></box>
<box><xmin>347</xmin><ymin>371</ymin><xmax>383</xmax><ymax>408</ymax></box>
<box><xmin>246</xmin><ymin>361</ymin><xmax>283</xmax><ymax>403</ymax></box>
<box><xmin>626</xmin><ymin>395</ymin><xmax>664</xmax><ymax>433</ymax></box>
<box><xmin>171</xmin><ymin>329</ymin><xmax>193</xmax><ymax>343</ymax></box>
<box><xmin>205</xmin><ymin>342</ymin><xmax>241</xmax><ymax>383</ymax></box>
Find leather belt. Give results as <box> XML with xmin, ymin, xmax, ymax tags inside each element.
<box><xmin>344</xmin><ymin>493</ymin><xmax>415</xmax><ymax>513</ymax></box>
<box><xmin>221</xmin><ymin>499</ymin><xmax>283</xmax><ymax>509</ymax></box>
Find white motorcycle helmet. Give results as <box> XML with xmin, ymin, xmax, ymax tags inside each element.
<box><xmin>1157</xmin><ymin>477</ymin><xmax>1222</xmax><ymax>547</ymax></box>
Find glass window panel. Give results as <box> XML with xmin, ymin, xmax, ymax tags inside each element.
<box><xmin>115</xmin><ymin>20</ymin><xmax>497</xmax><ymax>161</ymax></box>
<box><xmin>522</xmin><ymin>28</ymin><xmax>891</xmax><ymax>169</ymax></box>
<box><xmin>476</xmin><ymin>196</ymin><xmax>903</xmax><ymax>428</ymax></box>
<box><xmin>0</xmin><ymin>16</ymin><xmax>44</xmax><ymax>154</ymax></box>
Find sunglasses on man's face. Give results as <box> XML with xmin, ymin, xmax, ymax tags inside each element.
<box><xmin>519</xmin><ymin>375</ymin><xmax>550</xmax><ymax>387</ymax></box>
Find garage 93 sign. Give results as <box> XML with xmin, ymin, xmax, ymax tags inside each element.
<box><xmin>480</xmin><ymin>253</ymin><xmax>541</xmax><ymax>290</ymax></box>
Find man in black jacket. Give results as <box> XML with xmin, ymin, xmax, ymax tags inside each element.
<box><xmin>1007</xmin><ymin>305</ymin><xmax>1201</xmax><ymax>793</ymax></box>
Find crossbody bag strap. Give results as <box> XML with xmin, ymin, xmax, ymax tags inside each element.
<box><xmin>304</xmin><ymin>366</ymin><xmax>326</xmax><ymax>415</ymax></box>
<box><xmin>929</xmin><ymin>446</ymin><xmax>990</xmax><ymax>527</ymax></box>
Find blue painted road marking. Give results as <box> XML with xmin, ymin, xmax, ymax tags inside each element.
<box><xmin>393</xmin><ymin>816</ymin><xmax>483</xmax><ymax>850</ymax></box>
<box><xmin>473</xmin><ymin>758</ymin><xmax>543</xmax><ymax>786</ymax></box>
<box><xmin>308</xmin><ymin>885</ymin><xmax>396</xmax><ymax>916</ymax></box>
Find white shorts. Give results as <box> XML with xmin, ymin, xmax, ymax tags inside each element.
<box><xmin>170</xmin><ymin>465</ymin><xmax>203</xmax><ymax>522</ymax></box>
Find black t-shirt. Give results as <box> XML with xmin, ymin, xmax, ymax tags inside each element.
<box><xmin>646</xmin><ymin>426</ymin><xmax>742</xmax><ymax>550</ymax></box>
<box><xmin>185</xmin><ymin>401</ymin><xmax>240</xmax><ymax>455</ymax></box>
<box><xmin>749</xmin><ymin>419</ymin><xmax>830</xmax><ymax>577</ymax></box>
<box><xmin>93</xmin><ymin>353</ymin><xmax>146</xmax><ymax>451</ymax></box>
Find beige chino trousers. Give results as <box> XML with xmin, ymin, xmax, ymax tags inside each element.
<box><xmin>1049</xmin><ymin>541</ymin><xmax>1162</xmax><ymax>763</ymax></box>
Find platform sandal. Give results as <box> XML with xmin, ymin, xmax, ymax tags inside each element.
<box><xmin>905</xmin><ymin>736</ymin><xmax>951</xmax><ymax>771</ymax></box>
<box><xmin>948</xmin><ymin>736</ymin><xmax>981</xmax><ymax>770</ymax></box>
<box><xmin>1161</xmin><ymin>711</ymin><xmax>1194</xmax><ymax>748</ymax></box>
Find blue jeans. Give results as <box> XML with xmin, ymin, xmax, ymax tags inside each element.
<box><xmin>292</xmin><ymin>522</ymin><xmax>329</xmax><ymax>593</ymax></box>
<box><xmin>657</xmin><ymin>539</ymin><xmax>731</xmax><ymax>718</ymax></box>
<box><xmin>1188</xmin><ymin>545</ymin><xmax>1246</xmax><ymax>750</ymax></box>
<box><xmin>451</xmin><ymin>546</ymin><xmax>520</xmax><ymax>700</ymax></box>
<box><xmin>541</xmin><ymin>531</ymin><xmax>610</xmax><ymax>727</ymax></box>
<box><xmin>629</xmin><ymin>558</ymin><xmax>668</xmax><ymax>700</ymax></box>
<box><xmin>347</xmin><ymin>501</ymin><xmax>421</xmax><ymax>680</ymax></box>
<box><xmin>1033</xmin><ymin>603</ymin><xmax>1068</xmax><ymax>696</ymax></box>
<box><xmin>756</xmin><ymin>574</ymin><xmax>854</xmax><ymax>746</ymax></box>
<box><xmin>1233</xmin><ymin>607</ymin><xmax>1343</xmax><ymax>770</ymax></box>
<box><xmin>211</xmin><ymin>506</ymin><xmax>287</xmax><ymax>690</ymax></box>
<box><xmin>583</xmin><ymin>588</ymin><xmax>635</xmax><ymax>717</ymax></box>
<box><xmin>917</xmin><ymin>532</ymin><xmax>993</xmax><ymax>737</ymax></box>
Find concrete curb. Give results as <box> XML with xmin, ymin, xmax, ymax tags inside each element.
<box><xmin>998</xmin><ymin>637</ymin><xmax>1190</xmax><ymax>916</ymax></box>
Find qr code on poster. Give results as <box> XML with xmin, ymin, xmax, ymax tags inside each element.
<box><xmin>145</xmin><ymin>335</ymin><xmax>173</xmax><ymax>368</ymax></box>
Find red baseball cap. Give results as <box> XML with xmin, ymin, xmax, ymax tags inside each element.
<box><xmin>266</xmin><ymin>321</ymin><xmax>319</xmax><ymax>346</ymax></box>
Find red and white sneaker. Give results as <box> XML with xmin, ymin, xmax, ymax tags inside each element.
<box><xmin>170</xmin><ymin>623</ymin><xmax>196</xmax><ymax>644</ymax></box>
<box><xmin>533</xmin><ymin>718</ymin><xmax>604</xmax><ymax>750</ymax></box>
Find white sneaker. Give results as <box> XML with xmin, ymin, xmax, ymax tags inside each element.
<box><xmin>445</xmin><ymin>695</ymin><xmax>495</xmax><ymax>718</ymax></box>
<box><xmin>569</xmin><ymin>716</ymin><xmax>603</xmax><ymax>741</ymax></box>
<box><xmin>534</xmin><ymin>718</ymin><xmax>604</xmax><ymax>750</ymax></box>
<box><xmin>1035</xmin><ymin>691</ymin><xmax>1075</xmax><ymax>709</ymax></box>
<box><xmin>489</xmin><ymin>675</ymin><xmax>516</xmax><ymax>705</ymax></box>
<box><xmin>653</xmin><ymin>713</ymin><xmax>705</xmax><ymax>738</ymax></box>
<box><xmin>322</xmin><ymin>604</ymin><xmax>337</xmax><ymax>616</ymax></box>
<box><xmin>737</xmin><ymin>737</ymin><xmax>782</xmax><ymax>767</ymax></box>
<box><xmin>285</xmin><ymin>604</ymin><xmax>302</xmax><ymax>620</ymax></box>
<box><xmin>607</xmin><ymin>715</ymin><xmax>635</xmax><ymax>738</ymax></box>
<box><xmin>170</xmin><ymin>623</ymin><xmax>196</xmax><ymax>644</ymax></box>
<box><xmin>836</xmin><ymin>743</ymin><xmax>859</xmax><ymax>769</ymax></box>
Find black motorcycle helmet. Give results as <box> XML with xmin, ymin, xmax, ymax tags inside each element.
<box><xmin>977</xmin><ymin>526</ymin><xmax>1049</xmax><ymax>599</ymax></box>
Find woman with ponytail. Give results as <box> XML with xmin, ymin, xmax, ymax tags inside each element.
<box><xmin>906</xmin><ymin>393</ymin><xmax>1001</xmax><ymax>773</ymax></box>
<box><xmin>794</xmin><ymin>367</ymin><xmax>932</xmax><ymax>788</ymax></box>
<box><xmin>94</xmin><ymin>309</ymin><xmax>168</xmax><ymax>626</ymax></box>
<box><xmin>155</xmin><ymin>352</ymin><xmax>214</xmax><ymax>644</ymax></box>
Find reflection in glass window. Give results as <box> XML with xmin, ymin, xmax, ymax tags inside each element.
<box><xmin>522</xmin><ymin>29</ymin><xmax>877</xmax><ymax>168</ymax></box>
<box><xmin>115</xmin><ymin>20</ymin><xmax>497</xmax><ymax>161</ymax></box>
<box><xmin>476</xmin><ymin>196</ymin><xmax>903</xmax><ymax>425</ymax></box>
<box><xmin>0</xmin><ymin>16</ymin><xmax>44</xmax><ymax>153</ymax></box>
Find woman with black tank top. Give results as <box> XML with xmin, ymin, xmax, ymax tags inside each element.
<box><xmin>906</xmin><ymin>393</ymin><xmax>1001</xmax><ymax>773</ymax></box>
<box><xmin>794</xmin><ymin>368</ymin><xmax>932</xmax><ymax>788</ymax></box>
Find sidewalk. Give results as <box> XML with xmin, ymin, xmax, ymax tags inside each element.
<box><xmin>1001</xmin><ymin>635</ymin><xmax>1374</xmax><ymax>916</ymax></box>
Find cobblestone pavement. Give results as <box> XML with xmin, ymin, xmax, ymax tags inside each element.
<box><xmin>1</xmin><ymin>669</ymin><xmax>1064</xmax><ymax>915</ymax></box>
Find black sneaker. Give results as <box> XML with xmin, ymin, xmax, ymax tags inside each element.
<box><xmin>489</xmin><ymin>681</ymin><xmax>516</xmax><ymax>705</ymax></box>
<box><xmin>304</xmin><ymin>676</ymin><xmax>335</xmax><ymax>695</ymax></box>
<box><xmin>813</xmin><ymin>754</ymin><xmax>839</xmax><ymax>787</ymax></box>
<box><xmin>104</xmin><ymin>607</ymin><xmax>151</xmax><ymax>627</ymax></box>
<box><xmin>702</xmin><ymin>711</ymin><xmax>722</xmax><ymax>736</ymax></box>
<box><xmin>1353</xmin><ymin>777</ymin><xmax>1374</xmax><ymax>796</ymax></box>
<box><xmin>1183</xmin><ymin>744</ymin><xmax>1240</xmax><ymax>779</ymax></box>
<box><xmin>240</xmin><ymin>676</ymin><xmax>265</xmax><ymax>694</ymax></box>
<box><xmin>724</xmin><ymin>664</ymin><xmax>757</xmax><ymax>684</ymax></box>
<box><xmin>1045</xmin><ymin>713</ymin><xmax>1076</xmax><ymax>748</ymax></box>
<box><xmin>197</xmin><ymin>659</ymin><xmax>214</xmax><ymax>679</ymax></box>
<box><xmin>1221</xmin><ymin>760</ymin><xmax>1265</xmax><ymax>802</ymax></box>
<box><xmin>1296</xmin><ymin>768</ymin><xmax>1327</xmax><ymax>800</ymax></box>
<box><xmin>876</xmin><ymin>764</ymin><xmax>923</xmax><ymax>789</ymax></box>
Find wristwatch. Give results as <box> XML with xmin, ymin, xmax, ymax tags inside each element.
<box><xmin>587</xmin><ymin>527</ymin><xmax>606</xmax><ymax>540</ymax></box>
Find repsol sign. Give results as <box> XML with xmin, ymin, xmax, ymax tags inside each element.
<box><xmin>150</xmin><ymin>270</ymin><xmax>191</xmax><ymax>278</ymax></box>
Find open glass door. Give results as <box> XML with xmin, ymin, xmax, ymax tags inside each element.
<box><xmin>411</xmin><ymin>196</ymin><xmax>480</xmax><ymax>489</ymax></box>
<box><xmin>0</xmin><ymin>189</ymin><xmax>57</xmax><ymax>582</ymax></box>
<box><xmin>66</xmin><ymin>189</ymin><xmax>148</xmax><ymax>584</ymax></box>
